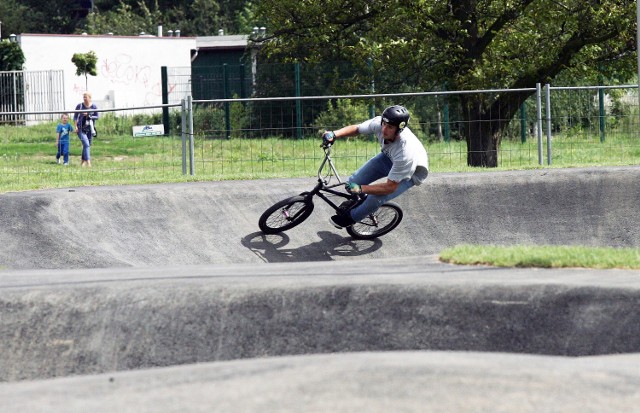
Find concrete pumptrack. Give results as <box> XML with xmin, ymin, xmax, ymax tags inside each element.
<box><xmin>0</xmin><ymin>166</ymin><xmax>639</xmax><ymax>412</ymax></box>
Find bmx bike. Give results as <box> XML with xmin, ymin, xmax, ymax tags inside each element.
<box><xmin>258</xmin><ymin>141</ymin><xmax>403</xmax><ymax>240</ymax></box>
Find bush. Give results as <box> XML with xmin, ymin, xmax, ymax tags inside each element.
<box><xmin>312</xmin><ymin>99</ymin><xmax>372</xmax><ymax>136</ymax></box>
<box><xmin>312</xmin><ymin>99</ymin><xmax>429</xmax><ymax>141</ymax></box>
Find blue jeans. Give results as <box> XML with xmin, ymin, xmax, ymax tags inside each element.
<box><xmin>78</xmin><ymin>130</ymin><xmax>91</xmax><ymax>161</ymax></box>
<box><xmin>347</xmin><ymin>152</ymin><xmax>415</xmax><ymax>222</ymax></box>
<box><xmin>56</xmin><ymin>141</ymin><xmax>70</xmax><ymax>163</ymax></box>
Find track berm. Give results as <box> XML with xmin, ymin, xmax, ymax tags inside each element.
<box><xmin>0</xmin><ymin>166</ymin><xmax>639</xmax><ymax>412</ymax></box>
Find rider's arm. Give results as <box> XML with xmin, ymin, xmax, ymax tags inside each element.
<box><xmin>332</xmin><ymin>124</ymin><xmax>360</xmax><ymax>139</ymax></box>
<box><xmin>361</xmin><ymin>179</ymin><xmax>399</xmax><ymax>196</ymax></box>
<box><xmin>334</xmin><ymin>121</ymin><xmax>398</xmax><ymax>195</ymax></box>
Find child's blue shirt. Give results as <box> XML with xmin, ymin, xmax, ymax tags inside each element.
<box><xmin>57</xmin><ymin>123</ymin><xmax>73</xmax><ymax>143</ymax></box>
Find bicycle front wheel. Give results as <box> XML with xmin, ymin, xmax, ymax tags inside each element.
<box><xmin>347</xmin><ymin>202</ymin><xmax>403</xmax><ymax>240</ymax></box>
<box><xmin>258</xmin><ymin>196</ymin><xmax>314</xmax><ymax>234</ymax></box>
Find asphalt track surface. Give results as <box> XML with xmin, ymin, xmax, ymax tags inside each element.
<box><xmin>0</xmin><ymin>166</ymin><xmax>639</xmax><ymax>412</ymax></box>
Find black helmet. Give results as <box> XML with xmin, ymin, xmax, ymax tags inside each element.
<box><xmin>381</xmin><ymin>105</ymin><xmax>410</xmax><ymax>132</ymax></box>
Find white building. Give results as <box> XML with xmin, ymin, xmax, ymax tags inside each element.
<box><xmin>18</xmin><ymin>32</ymin><xmax>196</xmax><ymax>112</ymax></box>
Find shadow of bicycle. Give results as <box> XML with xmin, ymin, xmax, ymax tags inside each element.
<box><xmin>241</xmin><ymin>231</ymin><xmax>383</xmax><ymax>263</ymax></box>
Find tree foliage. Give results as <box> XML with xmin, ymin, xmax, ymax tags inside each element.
<box><xmin>0</xmin><ymin>0</ymin><xmax>258</xmax><ymax>37</ymax></box>
<box><xmin>0</xmin><ymin>0</ymin><xmax>86</xmax><ymax>38</ymax></box>
<box><xmin>71</xmin><ymin>50</ymin><xmax>98</xmax><ymax>89</ymax></box>
<box><xmin>0</xmin><ymin>0</ymin><xmax>32</xmax><ymax>39</ymax></box>
<box><xmin>0</xmin><ymin>40</ymin><xmax>25</xmax><ymax>71</ymax></box>
<box><xmin>253</xmin><ymin>0</ymin><xmax>637</xmax><ymax>166</ymax></box>
<box><xmin>86</xmin><ymin>0</ymin><xmax>163</xmax><ymax>36</ymax></box>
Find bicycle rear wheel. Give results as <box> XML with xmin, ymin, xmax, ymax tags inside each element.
<box><xmin>347</xmin><ymin>202</ymin><xmax>403</xmax><ymax>240</ymax></box>
<box><xmin>259</xmin><ymin>195</ymin><xmax>314</xmax><ymax>234</ymax></box>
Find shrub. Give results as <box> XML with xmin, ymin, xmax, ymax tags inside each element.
<box><xmin>312</xmin><ymin>99</ymin><xmax>371</xmax><ymax>133</ymax></box>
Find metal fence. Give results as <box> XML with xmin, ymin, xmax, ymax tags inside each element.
<box><xmin>186</xmin><ymin>84</ymin><xmax>640</xmax><ymax>168</ymax></box>
<box><xmin>0</xmin><ymin>70</ymin><xmax>64</xmax><ymax>125</ymax></box>
<box><xmin>166</xmin><ymin>67</ymin><xmax>192</xmax><ymax>105</ymax></box>
<box><xmin>0</xmin><ymin>84</ymin><xmax>638</xmax><ymax>191</ymax></box>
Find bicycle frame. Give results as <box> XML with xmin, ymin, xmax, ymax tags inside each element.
<box><xmin>303</xmin><ymin>144</ymin><xmax>360</xmax><ymax>213</ymax></box>
<box><xmin>258</xmin><ymin>142</ymin><xmax>404</xmax><ymax>239</ymax></box>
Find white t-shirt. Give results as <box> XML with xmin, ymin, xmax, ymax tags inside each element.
<box><xmin>358</xmin><ymin>116</ymin><xmax>429</xmax><ymax>185</ymax></box>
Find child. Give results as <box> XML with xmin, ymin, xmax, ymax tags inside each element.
<box><xmin>55</xmin><ymin>113</ymin><xmax>75</xmax><ymax>165</ymax></box>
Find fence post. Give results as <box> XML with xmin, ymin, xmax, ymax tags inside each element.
<box><xmin>295</xmin><ymin>62</ymin><xmax>302</xmax><ymax>139</ymax></box>
<box><xmin>443</xmin><ymin>101</ymin><xmax>450</xmax><ymax>143</ymax></box>
<box><xmin>442</xmin><ymin>83</ymin><xmax>450</xmax><ymax>143</ymax></box>
<box><xmin>223</xmin><ymin>64</ymin><xmax>231</xmax><ymax>139</ymax></box>
<box><xmin>12</xmin><ymin>72</ymin><xmax>18</xmax><ymax>125</ymax></box>
<box><xmin>161</xmin><ymin>66</ymin><xmax>169</xmax><ymax>135</ymax></box>
<box><xmin>598</xmin><ymin>87</ymin><xmax>606</xmax><ymax>142</ymax></box>
<box><xmin>188</xmin><ymin>95</ymin><xmax>195</xmax><ymax>175</ymax></box>
<box><xmin>535</xmin><ymin>83</ymin><xmax>543</xmax><ymax>165</ymax></box>
<box><xmin>240</xmin><ymin>66</ymin><xmax>246</xmax><ymax>99</ymax></box>
<box><xmin>368</xmin><ymin>58</ymin><xmax>375</xmax><ymax>119</ymax></box>
<box><xmin>181</xmin><ymin>98</ymin><xmax>187</xmax><ymax>175</ymax></box>
<box><xmin>520</xmin><ymin>104</ymin><xmax>527</xmax><ymax>143</ymax></box>
<box><xmin>545</xmin><ymin>83</ymin><xmax>552</xmax><ymax>165</ymax></box>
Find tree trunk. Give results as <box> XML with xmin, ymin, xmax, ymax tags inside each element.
<box><xmin>461</xmin><ymin>92</ymin><xmax>530</xmax><ymax>168</ymax></box>
<box><xmin>466</xmin><ymin>120</ymin><xmax>499</xmax><ymax>167</ymax></box>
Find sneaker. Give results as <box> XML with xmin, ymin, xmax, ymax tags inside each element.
<box><xmin>63</xmin><ymin>162</ymin><xmax>68</xmax><ymax>166</ymax></box>
<box><xmin>330</xmin><ymin>214</ymin><xmax>355</xmax><ymax>229</ymax></box>
<box><xmin>57</xmin><ymin>158</ymin><xmax>61</xmax><ymax>164</ymax></box>
<box><xmin>338</xmin><ymin>199</ymin><xmax>356</xmax><ymax>213</ymax></box>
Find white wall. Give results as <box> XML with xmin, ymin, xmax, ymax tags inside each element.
<box><xmin>18</xmin><ymin>33</ymin><xmax>196</xmax><ymax>112</ymax></box>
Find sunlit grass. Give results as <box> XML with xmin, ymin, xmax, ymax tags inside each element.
<box><xmin>0</xmin><ymin>120</ymin><xmax>638</xmax><ymax>194</ymax></box>
<box><xmin>439</xmin><ymin>244</ymin><xmax>640</xmax><ymax>270</ymax></box>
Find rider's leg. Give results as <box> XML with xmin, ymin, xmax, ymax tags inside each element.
<box><xmin>349</xmin><ymin>178</ymin><xmax>414</xmax><ymax>222</ymax></box>
<box><xmin>331</xmin><ymin>153</ymin><xmax>399</xmax><ymax>229</ymax></box>
<box><xmin>348</xmin><ymin>152</ymin><xmax>392</xmax><ymax>185</ymax></box>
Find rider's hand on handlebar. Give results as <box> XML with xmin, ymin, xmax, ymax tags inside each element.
<box><xmin>322</xmin><ymin>131</ymin><xmax>336</xmax><ymax>146</ymax></box>
<box><xmin>345</xmin><ymin>182</ymin><xmax>362</xmax><ymax>194</ymax></box>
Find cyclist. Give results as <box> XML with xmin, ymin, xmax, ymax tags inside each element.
<box><xmin>322</xmin><ymin>104</ymin><xmax>429</xmax><ymax>228</ymax></box>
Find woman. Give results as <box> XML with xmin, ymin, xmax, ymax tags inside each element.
<box><xmin>74</xmin><ymin>92</ymin><xmax>99</xmax><ymax>167</ymax></box>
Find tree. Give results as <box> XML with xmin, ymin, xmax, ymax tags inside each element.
<box><xmin>85</xmin><ymin>0</ymin><xmax>163</xmax><ymax>35</ymax></box>
<box><xmin>253</xmin><ymin>0</ymin><xmax>637</xmax><ymax>167</ymax></box>
<box><xmin>0</xmin><ymin>40</ymin><xmax>25</xmax><ymax>71</ymax></box>
<box><xmin>0</xmin><ymin>0</ymin><xmax>31</xmax><ymax>39</ymax></box>
<box><xmin>72</xmin><ymin>50</ymin><xmax>98</xmax><ymax>90</ymax></box>
<box><xmin>233</xmin><ymin>1</ymin><xmax>258</xmax><ymax>35</ymax></box>
<box><xmin>89</xmin><ymin>0</ymin><xmax>222</xmax><ymax>36</ymax></box>
<box><xmin>189</xmin><ymin>0</ymin><xmax>222</xmax><ymax>35</ymax></box>
<box><xmin>0</xmin><ymin>0</ymin><xmax>257</xmax><ymax>37</ymax></box>
<box><xmin>0</xmin><ymin>0</ymin><xmax>85</xmax><ymax>35</ymax></box>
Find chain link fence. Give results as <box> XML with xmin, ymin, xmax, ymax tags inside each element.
<box><xmin>0</xmin><ymin>72</ymin><xmax>638</xmax><ymax>191</ymax></box>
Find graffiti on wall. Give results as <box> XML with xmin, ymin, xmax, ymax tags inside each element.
<box><xmin>102</xmin><ymin>53</ymin><xmax>152</xmax><ymax>88</ymax></box>
<box><xmin>98</xmin><ymin>53</ymin><xmax>179</xmax><ymax>106</ymax></box>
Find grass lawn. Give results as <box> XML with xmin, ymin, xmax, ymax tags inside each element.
<box><xmin>1</xmin><ymin>119</ymin><xmax>639</xmax><ymax>193</ymax></box>
<box><xmin>440</xmin><ymin>245</ymin><xmax>640</xmax><ymax>270</ymax></box>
